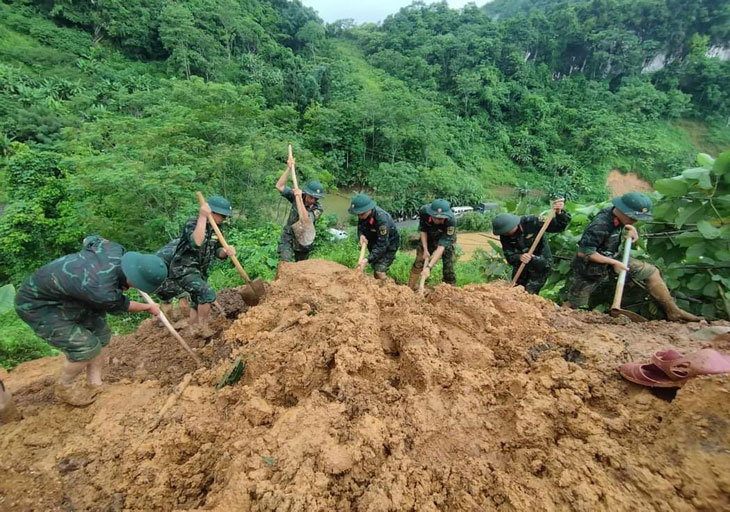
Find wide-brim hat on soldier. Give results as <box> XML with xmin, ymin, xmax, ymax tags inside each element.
<box><xmin>348</xmin><ymin>193</ymin><xmax>376</xmax><ymax>215</ymax></box>
<box><xmin>302</xmin><ymin>180</ymin><xmax>325</xmax><ymax>199</ymax></box>
<box><xmin>121</xmin><ymin>252</ymin><xmax>168</xmax><ymax>293</ymax></box>
<box><xmin>612</xmin><ymin>192</ymin><xmax>653</xmax><ymax>221</ymax></box>
<box><xmin>492</xmin><ymin>213</ymin><xmax>522</xmax><ymax>235</ymax></box>
<box><xmin>207</xmin><ymin>195</ymin><xmax>232</xmax><ymax>217</ymax></box>
<box><xmin>425</xmin><ymin>198</ymin><xmax>452</xmax><ymax>219</ymax></box>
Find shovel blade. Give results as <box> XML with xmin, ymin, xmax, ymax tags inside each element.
<box><xmin>610</xmin><ymin>308</ymin><xmax>647</xmax><ymax>323</ymax></box>
<box><xmin>292</xmin><ymin>220</ymin><xmax>316</xmax><ymax>246</ymax></box>
<box><xmin>240</xmin><ymin>278</ymin><xmax>266</xmax><ymax>306</ymax></box>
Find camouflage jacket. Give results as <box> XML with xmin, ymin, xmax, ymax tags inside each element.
<box><xmin>501</xmin><ymin>211</ymin><xmax>571</xmax><ymax>270</ymax></box>
<box><xmin>170</xmin><ymin>217</ymin><xmax>224</xmax><ymax>279</ymax></box>
<box><xmin>281</xmin><ymin>186</ymin><xmax>323</xmax><ymax>228</ymax></box>
<box><xmin>573</xmin><ymin>207</ymin><xmax>624</xmax><ymax>276</ymax></box>
<box><xmin>357</xmin><ymin>206</ymin><xmax>399</xmax><ymax>262</ymax></box>
<box><xmin>16</xmin><ymin>235</ymin><xmax>130</xmax><ymax>314</ymax></box>
<box><xmin>155</xmin><ymin>238</ymin><xmax>179</xmax><ymax>268</ymax></box>
<box><xmin>418</xmin><ymin>206</ymin><xmax>457</xmax><ymax>248</ymax></box>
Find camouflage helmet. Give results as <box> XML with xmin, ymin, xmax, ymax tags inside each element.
<box><xmin>121</xmin><ymin>252</ymin><xmax>168</xmax><ymax>293</ymax></box>
<box><xmin>425</xmin><ymin>198</ymin><xmax>452</xmax><ymax>219</ymax></box>
<box><xmin>208</xmin><ymin>195</ymin><xmax>232</xmax><ymax>217</ymax></box>
<box><xmin>612</xmin><ymin>192</ymin><xmax>653</xmax><ymax>221</ymax></box>
<box><xmin>302</xmin><ymin>180</ymin><xmax>325</xmax><ymax>199</ymax></box>
<box><xmin>492</xmin><ymin>213</ymin><xmax>522</xmax><ymax>235</ymax></box>
<box><xmin>348</xmin><ymin>194</ymin><xmax>376</xmax><ymax>215</ymax></box>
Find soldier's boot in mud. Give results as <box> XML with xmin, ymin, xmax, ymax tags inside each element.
<box><xmin>196</xmin><ymin>324</ymin><xmax>215</xmax><ymax>339</ymax></box>
<box><xmin>646</xmin><ymin>273</ymin><xmax>702</xmax><ymax>322</ymax></box>
<box><xmin>0</xmin><ymin>381</ymin><xmax>22</xmax><ymax>423</ymax></box>
<box><xmin>160</xmin><ymin>303</ymin><xmax>173</xmax><ymax>326</ymax></box>
<box><xmin>54</xmin><ymin>383</ymin><xmax>99</xmax><ymax>407</ymax></box>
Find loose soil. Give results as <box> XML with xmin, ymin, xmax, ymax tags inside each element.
<box><xmin>2</xmin><ymin>260</ymin><xmax>729</xmax><ymax>511</ymax></box>
<box><xmin>607</xmin><ymin>170</ymin><xmax>653</xmax><ymax>197</ymax></box>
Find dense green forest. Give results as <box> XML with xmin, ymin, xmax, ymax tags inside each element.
<box><xmin>1</xmin><ymin>0</ymin><xmax>730</xmax><ymax>366</ymax></box>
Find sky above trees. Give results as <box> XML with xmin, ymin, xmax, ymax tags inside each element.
<box><xmin>301</xmin><ymin>0</ymin><xmax>479</xmax><ymax>23</ymax></box>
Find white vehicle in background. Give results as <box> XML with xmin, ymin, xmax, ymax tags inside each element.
<box><xmin>327</xmin><ymin>228</ymin><xmax>348</xmax><ymax>241</ymax></box>
<box><xmin>452</xmin><ymin>206</ymin><xmax>474</xmax><ymax>218</ymax></box>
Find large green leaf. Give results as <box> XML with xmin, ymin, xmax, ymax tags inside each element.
<box><xmin>713</xmin><ymin>150</ymin><xmax>730</xmax><ymax>176</ymax></box>
<box><xmin>715</xmin><ymin>249</ymin><xmax>730</xmax><ymax>262</ymax></box>
<box><xmin>686</xmin><ymin>242</ymin><xmax>706</xmax><ymax>261</ymax></box>
<box><xmin>681</xmin><ymin>167</ymin><xmax>713</xmax><ymax>190</ymax></box>
<box><xmin>697</xmin><ymin>153</ymin><xmax>715</xmax><ymax>168</ymax></box>
<box><xmin>0</xmin><ymin>284</ymin><xmax>15</xmax><ymax>314</ymax></box>
<box><xmin>686</xmin><ymin>272</ymin><xmax>709</xmax><ymax>291</ymax></box>
<box><xmin>675</xmin><ymin>202</ymin><xmax>707</xmax><ymax>228</ymax></box>
<box><xmin>697</xmin><ymin>220</ymin><xmax>721</xmax><ymax>239</ymax></box>
<box><xmin>654</xmin><ymin>178</ymin><xmax>689</xmax><ymax>197</ymax></box>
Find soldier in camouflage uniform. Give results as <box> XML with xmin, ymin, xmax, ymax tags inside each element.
<box><xmin>14</xmin><ymin>235</ymin><xmax>167</xmax><ymax>406</ymax></box>
<box><xmin>493</xmin><ymin>198</ymin><xmax>571</xmax><ymax>294</ymax></box>
<box><xmin>168</xmin><ymin>195</ymin><xmax>236</xmax><ymax>337</ymax></box>
<box><xmin>408</xmin><ymin>199</ymin><xmax>458</xmax><ymax>289</ymax></box>
<box><xmin>275</xmin><ymin>156</ymin><xmax>324</xmax><ymax>262</ymax></box>
<box><xmin>349</xmin><ymin>194</ymin><xmax>400</xmax><ymax>280</ymax></box>
<box><xmin>564</xmin><ymin>192</ymin><xmax>701</xmax><ymax>322</ymax></box>
<box><xmin>153</xmin><ymin>238</ymin><xmax>190</xmax><ymax>321</ymax></box>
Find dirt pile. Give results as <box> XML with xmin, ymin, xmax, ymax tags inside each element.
<box><xmin>2</xmin><ymin>260</ymin><xmax>729</xmax><ymax>511</ymax></box>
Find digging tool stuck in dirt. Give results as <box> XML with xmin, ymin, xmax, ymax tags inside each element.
<box><xmin>610</xmin><ymin>237</ymin><xmax>647</xmax><ymax>322</ymax></box>
<box><xmin>512</xmin><ymin>210</ymin><xmax>555</xmax><ymax>286</ymax></box>
<box><xmin>196</xmin><ymin>192</ymin><xmax>266</xmax><ymax>306</ymax></box>
<box><xmin>139</xmin><ymin>291</ymin><xmax>202</xmax><ymax>366</ymax></box>
<box><xmin>288</xmin><ymin>144</ymin><xmax>316</xmax><ymax>246</ymax></box>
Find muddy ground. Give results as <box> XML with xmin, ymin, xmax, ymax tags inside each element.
<box><xmin>1</xmin><ymin>260</ymin><xmax>729</xmax><ymax>511</ymax></box>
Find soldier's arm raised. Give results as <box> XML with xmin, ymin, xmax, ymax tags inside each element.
<box><xmin>192</xmin><ymin>203</ymin><xmax>211</xmax><ymax>247</ymax></box>
<box><xmin>275</xmin><ymin>159</ymin><xmax>293</xmax><ymax>193</ymax></box>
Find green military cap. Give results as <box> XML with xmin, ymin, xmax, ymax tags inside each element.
<box><xmin>612</xmin><ymin>192</ymin><xmax>653</xmax><ymax>221</ymax></box>
<box><xmin>208</xmin><ymin>195</ymin><xmax>232</xmax><ymax>217</ymax></box>
<box><xmin>348</xmin><ymin>193</ymin><xmax>376</xmax><ymax>215</ymax></box>
<box><xmin>302</xmin><ymin>180</ymin><xmax>325</xmax><ymax>199</ymax></box>
<box><xmin>492</xmin><ymin>213</ymin><xmax>522</xmax><ymax>235</ymax></box>
<box><xmin>425</xmin><ymin>198</ymin><xmax>452</xmax><ymax>219</ymax></box>
<box><xmin>121</xmin><ymin>252</ymin><xmax>168</xmax><ymax>293</ymax></box>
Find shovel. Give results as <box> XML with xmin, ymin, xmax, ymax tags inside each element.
<box><xmin>196</xmin><ymin>192</ymin><xmax>266</xmax><ymax>306</ymax></box>
<box><xmin>356</xmin><ymin>241</ymin><xmax>367</xmax><ymax>272</ymax></box>
<box><xmin>610</xmin><ymin>237</ymin><xmax>647</xmax><ymax>322</ymax></box>
<box><xmin>138</xmin><ymin>290</ymin><xmax>201</xmax><ymax>366</ymax></box>
<box><xmin>288</xmin><ymin>144</ymin><xmax>316</xmax><ymax>247</ymax></box>
<box><xmin>511</xmin><ymin>210</ymin><xmax>555</xmax><ymax>286</ymax></box>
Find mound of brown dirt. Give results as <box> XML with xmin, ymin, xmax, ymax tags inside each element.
<box><xmin>2</xmin><ymin>260</ymin><xmax>729</xmax><ymax>511</ymax></box>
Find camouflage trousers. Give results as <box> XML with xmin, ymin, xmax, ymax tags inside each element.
<box><xmin>171</xmin><ymin>272</ymin><xmax>216</xmax><ymax>309</ymax></box>
<box><xmin>565</xmin><ymin>258</ymin><xmax>657</xmax><ymax>308</ymax></box>
<box><xmin>512</xmin><ymin>264</ymin><xmax>548</xmax><ymax>295</ymax></box>
<box><xmin>277</xmin><ymin>230</ymin><xmax>312</xmax><ymax>262</ymax></box>
<box><xmin>14</xmin><ymin>295</ymin><xmax>111</xmax><ymax>362</ymax></box>
<box><xmin>411</xmin><ymin>242</ymin><xmax>455</xmax><ymax>284</ymax></box>
<box><xmin>154</xmin><ymin>278</ymin><xmax>188</xmax><ymax>304</ymax></box>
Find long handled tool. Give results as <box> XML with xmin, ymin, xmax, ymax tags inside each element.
<box><xmin>357</xmin><ymin>241</ymin><xmax>367</xmax><ymax>272</ymax></box>
<box><xmin>610</xmin><ymin>237</ymin><xmax>647</xmax><ymax>322</ymax></box>
<box><xmin>288</xmin><ymin>144</ymin><xmax>316</xmax><ymax>246</ymax></box>
<box><xmin>511</xmin><ymin>210</ymin><xmax>555</xmax><ymax>285</ymax></box>
<box><xmin>138</xmin><ymin>291</ymin><xmax>201</xmax><ymax>366</ymax></box>
<box><xmin>196</xmin><ymin>192</ymin><xmax>266</xmax><ymax>306</ymax></box>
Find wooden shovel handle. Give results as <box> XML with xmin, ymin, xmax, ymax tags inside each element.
<box><xmin>138</xmin><ymin>291</ymin><xmax>201</xmax><ymax>366</ymax></box>
<box><xmin>418</xmin><ymin>274</ymin><xmax>427</xmax><ymax>294</ymax></box>
<box><xmin>611</xmin><ymin>237</ymin><xmax>632</xmax><ymax>311</ymax></box>
<box><xmin>196</xmin><ymin>191</ymin><xmax>253</xmax><ymax>285</ymax></box>
<box><xmin>357</xmin><ymin>241</ymin><xmax>367</xmax><ymax>271</ymax></box>
<box><xmin>512</xmin><ymin>210</ymin><xmax>555</xmax><ymax>286</ymax></box>
<box><xmin>287</xmin><ymin>145</ymin><xmax>310</xmax><ymax>223</ymax></box>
